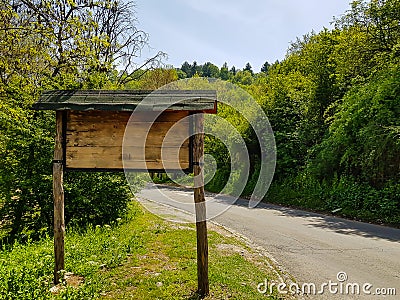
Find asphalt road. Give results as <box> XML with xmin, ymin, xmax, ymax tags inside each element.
<box><xmin>137</xmin><ymin>183</ymin><xmax>400</xmax><ymax>299</ymax></box>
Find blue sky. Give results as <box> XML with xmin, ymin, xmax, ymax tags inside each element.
<box><xmin>135</xmin><ymin>0</ymin><xmax>351</xmax><ymax>72</ymax></box>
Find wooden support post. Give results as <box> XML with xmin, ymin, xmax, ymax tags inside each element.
<box><xmin>193</xmin><ymin>113</ymin><xmax>209</xmax><ymax>297</ymax></box>
<box><xmin>53</xmin><ymin>111</ymin><xmax>65</xmax><ymax>284</ymax></box>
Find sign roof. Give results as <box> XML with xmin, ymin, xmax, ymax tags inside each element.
<box><xmin>33</xmin><ymin>90</ymin><xmax>217</xmax><ymax>112</ymax></box>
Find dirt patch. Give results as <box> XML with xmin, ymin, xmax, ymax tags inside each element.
<box><xmin>49</xmin><ymin>272</ymin><xmax>85</xmax><ymax>294</ymax></box>
<box><xmin>215</xmin><ymin>243</ymin><xmax>249</xmax><ymax>256</ymax></box>
<box><xmin>65</xmin><ymin>272</ymin><xmax>85</xmax><ymax>287</ymax></box>
<box><xmin>170</xmin><ymin>224</ymin><xmax>196</xmax><ymax>231</ymax></box>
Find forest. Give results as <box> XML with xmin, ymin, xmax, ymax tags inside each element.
<box><xmin>143</xmin><ymin>0</ymin><xmax>400</xmax><ymax>227</ymax></box>
<box><xmin>0</xmin><ymin>0</ymin><xmax>399</xmax><ymax>249</ymax></box>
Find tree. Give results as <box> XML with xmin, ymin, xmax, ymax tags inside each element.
<box><xmin>261</xmin><ymin>61</ymin><xmax>270</xmax><ymax>73</ymax></box>
<box><xmin>191</xmin><ymin>61</ymin><xmax>201</xmax><ymax>76</ymax></box>
<box><xmin>10</xmin><ymin>0</ymin><xmax>166</xmax><ymax>86</ymax></box>
<box><xmin>229</xmin><ymin>66</ymin><xmax>237</xmax><ymax>75</ymax></box>
<box><xmin>232</xmin><ymin>70</ymin><xmax>253</xmax><ymax>85</ymax></box>
<box><xmin>201</xmin><ymin>62</ymin><xmax>220</xmax><ymax>77</ymax></box>
<box><xmin>176</xmin><ymin>69</ymin><xmax>187</xmax><ymax>79</ymax></box>
<box><xmin>333</xmin><ymin>0</ymin><xmax>400</xmax><ymax>88</ymax></box>
<box><xmin>244</xmin><ymin>62</ymin><xmax>253</xmax><ymax>75</ymax></box>
<box><xmin>181</xmin><ymin>61</ymin><xmax>192</xmax><ymax>77</ymax></box>
<box><xmin>312</xmin><ymin>64</ymin><xmax>400</xmax><ymax>186</ymax></box>
<box><xmin>129</xmin><ymin>67</ymin><xmax>178</xmax><ymax>89</ymax></box>
<box><xmin>220</xmin><ymin>62</ymin><xmax>229</xmax><ymax>80</ymax></box>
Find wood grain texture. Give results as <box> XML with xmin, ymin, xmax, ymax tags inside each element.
<box><xmin>193</xmin><ymin>114</ymin><xmax>209</xmax><ymax>297</ymax></box>
<box><xmin>65</xmin><ymin>110</ymin><xmax>191</xmax><ymax>170</ymax></box>
<box><xmin>53</xmin><ymin>111</ymin><xmax>65</xmax><ymax>284</ymax></box>
<box><xmin>66</xmin><ymin>146</ymin><xmax>190</xmax><ymax>169</ymax></box>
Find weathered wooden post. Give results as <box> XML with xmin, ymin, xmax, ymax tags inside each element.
<box><xmin>53</xmin><ymin>111</ymin><xmax>65</xmax><ymax>284</ymax></box>
<box><xmin>193</xmin><ymin>113</ymin><xmax>209</xmax><ymax>297</ymax></box>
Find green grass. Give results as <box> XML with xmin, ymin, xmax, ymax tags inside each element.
<box><xmin>0</xmin><ymin>201</ymin><xmax>285</xmax><ymax>299</ymax></box>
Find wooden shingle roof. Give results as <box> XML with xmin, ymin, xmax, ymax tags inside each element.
<box><xmin>33</xmin><ymin>90</ymin><xmax>217</xmax><ymax>112</ymax></box>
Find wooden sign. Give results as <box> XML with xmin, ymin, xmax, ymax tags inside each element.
<box><xmin>34</xmin><ymin>90</ymin><xmax>217</xmax><ymax>172</ymax></box>
<box><xmin>33</xmin><ymin>89</ymin><xmax>217</xmax><ymax>296</ymax></box>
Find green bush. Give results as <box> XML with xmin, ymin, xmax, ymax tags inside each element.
<box><xmin>205</xmin><ymin>166</ymin><xmax>230</xmax><ymax>194</ymax></box>
<box><xmin>0</xmin><ymin>238</ymin><xmax>54</xmax><ymax>299</ymax></box>
<box><xmin>64</xmin><ymin>172</ymin><xmax>132</xmax><ymax>229</ymax></box>
<box><xmin>266</xmin><ymin>173</ymin><xmax>400</xmax><ymax>226</ymax></box>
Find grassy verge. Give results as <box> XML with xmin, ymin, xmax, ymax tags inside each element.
<box><xmin>0</xmin><ymin>200</ymin><xmax>285</xmax><ymax>299</ymax></box>
<box><xmin>266</xmin><ymin>176</ymin><xmax>400</xmax><ymax>227</ymax></box>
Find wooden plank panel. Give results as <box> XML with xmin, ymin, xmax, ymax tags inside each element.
<box><xmin>66</xmin><ymin>146</ymin><xmax>190</xmax><ymax>169</ymax></box>
<box><xmin>66</xmin><ymin>146</ymin><xmax>190</xmax><ymax>161</ymax></box>
<box><xmin>68</xmin><ymin>110</ymin><xmax>189</xmax><ymax>123</ymax></box>
<box><xmin>66</xmin><ymin>134</ymin><xmax>190</xmax><ymax>148</ymax></box>
<box><xmin>66</xmin><ymin>122</ymin><xmax>189</xmax><ymax>147</ymax></box>
<box><xmin>65</xmin><ymin>110</ymin><xmax>191</xmax><ymax>170</ymax></box>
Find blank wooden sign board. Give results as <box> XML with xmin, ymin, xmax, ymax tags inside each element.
<box><xmin>66</xmin><ymin>110</ymin><xmax>191</xmax><ymax>171</ymax></box>
<box><xmin>33</xmin><ymin>90</ymin><xmax>217</xmax><ymax>297</ymax></box>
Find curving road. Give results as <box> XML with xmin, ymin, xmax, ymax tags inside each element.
<box><xmin>137</xmin><ymin>183</ymin><xmax>400</xmax><ymax>299</ymax></box>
